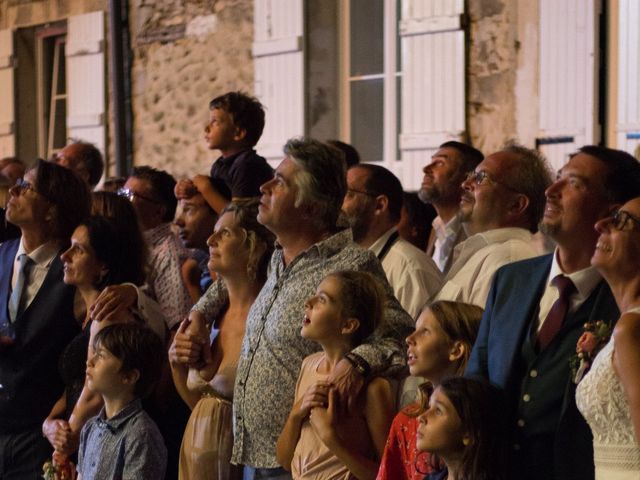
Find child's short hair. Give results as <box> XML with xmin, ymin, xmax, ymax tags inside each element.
<box><xmin>93</xmin><ymin>323</ymin><xmax>164</xmax><ymax>398</ymax></box>
<box><xmin>328</xmin><ymin>270</ymin><xmax>385</xmax><ymax>346</ymax></box>
<box><xmin>209</xmin><ymin>91</ymin><xmax>265</xmax><ymax>148</ymax></box>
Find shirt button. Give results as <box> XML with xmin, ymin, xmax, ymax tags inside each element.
<box><xmin>530</xmin><ymin>369</ymin><xmax>538</xmax><ymax>378</ymax></box>
<box><xmin>523</xmin><ymin>394</ymin><xmax>531</xmax><ymax>402</ymax></box>
<box><xmin>517</xmin><ymin>419</ymin><xmax>525</xmax><ymax>427</ymax></box>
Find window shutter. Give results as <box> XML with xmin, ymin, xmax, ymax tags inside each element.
<box><xmin>399</xmin><ymin>0</ymin><xmax>465</xmax><ymax>190</ymax></box>
<box><xmin>0</xmin><ymin>29</ymin><xmax>15</xmax><ymax>158</ymax></box>
<box><xmin>66</xmin><ymin>11</ymin><xmax>106</xmax><ymax>155</ymax></box>
<box><xmin>616</xmin><ymin>0</ymin><xmax>640</xmax><ymax>156</ymax></box>
<box><xmin>253</xmin><ymin>0</ymin><xmax>304</xmax><ymax>166</ymax></box>
<box><xmin>538</xmin><ymin>0</ymin><xmax>599</xmax><ymax>171</ymax></box>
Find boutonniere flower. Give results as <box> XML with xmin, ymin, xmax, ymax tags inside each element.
<box><xmin>570</xmin><ymin>320</ymin><xmax>612</xmax><ymax>384</ymax></box>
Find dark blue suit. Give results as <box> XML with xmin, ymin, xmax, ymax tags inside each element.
<box><xmin>466</xmin><ymin>254</ymin><xmax>618</xmax><ymax>480</ymax></box>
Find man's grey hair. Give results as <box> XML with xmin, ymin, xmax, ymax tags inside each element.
<box><xmin>500</xmin><ymin>141</ymin><xmax>553</xmax><ymax>233</ymax></box>
<box><xmin>284</xmin><ymin>137</ymin><xmax>347</xmax><ymax>231</ymax></box>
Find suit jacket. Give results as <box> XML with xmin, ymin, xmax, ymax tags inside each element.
<box><xmin>466</xmin><ymin>254</ymin><xmax>619</xmax><ymax>480</ymax></box>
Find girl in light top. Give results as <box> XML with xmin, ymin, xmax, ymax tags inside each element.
<box><xmin>416</xmin><ymin>376</ymin><xmax>507</xmax><ymax>480</ymax></box>
<box><xmin>276</xmin><ymin>271</ymin><xmax>395</xmax><ymax>480</ymax></box>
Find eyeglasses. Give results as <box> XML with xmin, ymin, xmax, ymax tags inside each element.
<box><xmin>465</xmin><ymin>171</ymin><xmax>518</xmax><ymax>192</ymax></box>
<box><xmin>11</xmin><ymin>178</ymin><xmax>51</xmax><ymax>201</ymax></box>
<box><xmin>117</xmin><ymin>187</ymin><xmax>161</xmax><ymax>204</ymax></box>
<box><xmin>346</xmin><ymin>188</ymin><xmax>376</xmax><ymax>198</ymax></box>
<box><xmin>611</xmin><ymin>209</ymin><xmax>640</xmax><ymax>232</ymax></box>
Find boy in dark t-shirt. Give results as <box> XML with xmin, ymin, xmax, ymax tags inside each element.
<box><xmin>180</xmin><ymin>91</ymin><xmax>273</xmax><ymax>214</ymax></box>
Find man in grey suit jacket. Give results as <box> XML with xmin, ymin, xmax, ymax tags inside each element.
<box><xmin>466</xmin><ymin>146</ymin><xmax>640</xmax><ymax>480</ymax></box>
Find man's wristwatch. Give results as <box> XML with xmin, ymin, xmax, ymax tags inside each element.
<box><xmin>344</xmin><ymin>352</ymin><xmax>371</xmax><ymax>378</ymax></box>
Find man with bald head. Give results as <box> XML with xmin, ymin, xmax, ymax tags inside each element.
<box><xmin>435</xmin><ymin>143</ymin><xmax>552</xmax><ymax>307</ymax></box>
<box><xmin>54</xmin><ymin>140</ymin><xmax>104</xmax><ymax>189</ymax></box>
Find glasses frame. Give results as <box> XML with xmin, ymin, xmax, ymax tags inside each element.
<box><xmin>465</xmin><ymin>170</ymin><xmax>519</xmax><ymax>192</ymax></box>
<box><xmin>611</xmin><ymin>209</ymin><xmax>640</xmax><ymax>232</ymax></box>
<box><xmin>117</xmin><ymin>187</ymin><xmax>162</xmax><ymax>204</ymax></box>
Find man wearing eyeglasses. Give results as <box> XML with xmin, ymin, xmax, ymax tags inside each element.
<box><xmin>0</xmin><ymin>160</ymin><xmax>90</xmax><ymax>477</ymax></box>
<box><xmin>435</xmin><ymin>143</ymin><xmax>552</xmax><ymax>307</ymax></box>
<box><xmin>342</xmin><ymin>163</ymin><xmax>442</xmax><ymax>319</ymax></box>
<box><xmin>466</xmin><ymin>146</ymin><xmax>640</xmax><ymax>480</ymax></box>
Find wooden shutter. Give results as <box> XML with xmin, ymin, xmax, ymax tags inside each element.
<box><xmin>66</xmin><ymin>11</ymin><xmax>106</xmax><ymax>155</ymax></box>
<box><xmin>399</xmin><ymin>0</ymin><xmax>465</xmax><ymax>190</ymax></box>
<box><xmin>537</xmin><ymin>0</ymin><xmax>599</xmax><ymax>171</ymax></box>
<box><xmin>253</xmin><ymin>0</ymin><xmax>304</xmax><ymax>166</ymax></box>
<box><xmin>0</xmin><ymin>29</ymin><xmax>15</xmax><ymax>158</ymax></box>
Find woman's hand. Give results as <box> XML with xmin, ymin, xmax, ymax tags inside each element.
<box><xmin>293</xmin><ymin>380</ymin><xmax>332</xmax><ymax>421</ymax></box>
<box><xmin>309</xmin><ymin>388</ymin><xmax>339</xmax><ymax>446</ymax></box>
<box><xmin>43</xmin><ymin>419</ymin><xmax>80</xmax><ymax>455</ymax></box>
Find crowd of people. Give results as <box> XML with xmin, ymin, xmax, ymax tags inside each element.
<box><xmin>0</xmin><ymin>90</ymin><xmax>640</xmax><ymax>480</ymax></box>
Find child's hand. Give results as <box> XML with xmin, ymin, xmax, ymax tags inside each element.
<box><xmin>309</xmin><ymin>388</ymin><xmax>339</xmax><ymax>446</ymax></box>
<box><xmin>294</xmin><ymin>381</ymin><xmax>331</xmax><ymax>421</ymax></box>
<box><xmin>175</xmin><ymin>179</ymin><xmax>198</xmax><ymax>199</ymax></box>
<box><xmin>192</xmin><ymin>174</ymin><xmax>213</xmax><ymax>194</ymax></box>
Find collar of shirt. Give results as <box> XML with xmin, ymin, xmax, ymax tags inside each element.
<box><xmin>16</xmin><ymin>240</ymin><xmax>60</xmax><ymax>267</ymax></box>
<box><xmin>273</xmin><ymin>228</ymin><xmax>354</xmax><ymax>275</ymax></box>
<box><xmin>144</xmin><ymin>222</ymin><xmax>174</xmax><ymax>249</ymax></box>
<box><xmin>432</xmin><ymin>213</ymin><xmax>463</xmax><ymax>242</ymax></box>
<box><xmin>215</xmin><ymin>150</ymin><xmax>251</xmax><ymax>167</ymax></box>
<box><xmin>451</xmin><ymin>227</ymin><xmax>532</xmax><ymax>264</ymax></box>
<box><xmin>548</xmin><ymin>248</ymin><xmax>602</xmax><ymax>303</ymax></box>
<box><xmin>95</xmin><ymin>399</ymin><xmax>143</xmax><ymax>433</ymax></box>
<box><xmin>368</xmin><ymin>227</ymin><xmax>398</xmax><ymax>257</ymax></box>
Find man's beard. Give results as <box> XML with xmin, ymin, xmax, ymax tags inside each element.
<box><xmin>418</xmin><ymin>184</ymin><xmax>442</xmax><ymax>204</ymax></box>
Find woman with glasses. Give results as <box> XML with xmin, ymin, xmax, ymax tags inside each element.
<box><xmin>576</xmin><ymin>197</ymin><xmax>640</xmax><ymax>479</ymax></box>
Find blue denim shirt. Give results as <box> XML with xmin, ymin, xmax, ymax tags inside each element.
<box><xmin>77</xmin><ymin>399</ymin><xmax>166</xmax><ymax>480</ymax></box>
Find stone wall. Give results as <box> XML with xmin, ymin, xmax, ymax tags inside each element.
<box><xmin>129</xmin><ymin>0</ymin><xmax>254</xmax><ymax>179</ymax></box>
<box><xmin>466</xmin><ymin>0</ymin><xmax>518</xmax><ymax>154</ymax></box>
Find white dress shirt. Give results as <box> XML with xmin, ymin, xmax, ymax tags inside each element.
<box><xmin>11</xmin><ymin>240</ymin><xmax>60</xmax><ymax>311</ymax></box>
<box><xmin>436</xmin><ymin>227</ymin><xmax>539</xmax><ymax>307</ymax></box>
<box><xmin>431</xmin><ymin>213</ymin><xmax>466</xmax><ymax>272</ymax></box>
<box><xmin>536</xmin><ymin>249</ymin><xmax>603</xmax><ymax>332</ymax></box>
<box><xmin>370</xmin><ymin>228</ymin><xmax>443</xmax><ymax>318</ymax></box>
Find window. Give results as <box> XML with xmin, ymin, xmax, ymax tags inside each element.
<box><xmin>36</xmin><ymin>26</ymin><xmax>67</xmax><ymax>160</ymax></box>
<box><xmin>341</xmin><ymin>0</ymin><xmax>401</xmax><ymax>164</ymax></box>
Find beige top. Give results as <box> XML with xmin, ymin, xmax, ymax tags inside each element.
<box><xmin>291</xmin><ymin>352</ymin><xmax>374</xmax><ymax>480</ymax></box>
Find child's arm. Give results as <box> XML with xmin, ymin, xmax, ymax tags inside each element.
<box><xmin>193</xmin><ymin>174</ymin><xmax>230</xmax><ymax>214</ymax></box>
<box><xmin>276</xmin><ymin>380</ymin><xmax>332</xmax><ymax>470</ymax></box>
<box><xmin>310</xmin><ymin>378</ymin><xmax>394</xmax><ymax>480</ymax></box>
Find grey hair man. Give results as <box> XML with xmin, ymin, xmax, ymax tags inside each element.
<box><xmin>190</xmin><ymin>137</ymin><xmax>413</xmax><ymax>479</ymax></box>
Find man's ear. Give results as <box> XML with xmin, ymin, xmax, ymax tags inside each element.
<box><xmin>448</xmin><ymin>341</ymin><xmax>466</xmax><ymax>362</ymax></box>
<box><xmin>374</xmin><ymin>195</ymin><xmax>389</xmax><ymax>216</ymax></box>
<box><xmin>509</xmin><ymin>193</ymin><xmax>529</xmax><ymax>217</ymax></box>
<box><xmin>341</xmin><ymin>317</ymin><xmax>360</xmax><ymax>336</ymax></box>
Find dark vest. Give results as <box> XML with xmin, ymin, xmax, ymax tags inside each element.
<box><xmin>0</xmin><ymin>239</ymin><xmax>79</xmax><ymax>432</ymax></box>
<box><xmin>512</xmin><ymin>281</ymin><xmax>618</xmax><ymax>480</ymax></box>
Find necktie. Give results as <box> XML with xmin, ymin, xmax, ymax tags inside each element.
<box><xmin>537</xmin><ymin>275</ymin><xmax>576</xmax><ymax>349</ymax></box>
<box><xmin>8</xmin><ymin>254</ymin><xmax>32</xmax><ymax>322</ymax></box>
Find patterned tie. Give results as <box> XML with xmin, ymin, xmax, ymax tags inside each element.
<box><xmin>537</xmin><ymin>275</ymin><xmax>576</xmax><ymax>349</ymax></box>
<box><xmin>8</xmin><ymin>254</ymin><xmax>32</xmax><ymax>322</ymax></box>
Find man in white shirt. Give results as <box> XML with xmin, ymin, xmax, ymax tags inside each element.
<box><xmin>436</xmin><ymin>143</ymin><xmax>552</xmax><ymax>307</ymax></box>
<box><xmin>343</xmin><ymin>164</ymin><xmax>442</xmax><ymax>318</ymax></box>
<box><xmin>419</xmin><ymin>141</ymin><xmax>484</xmax><ymax>274</ymax></box>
